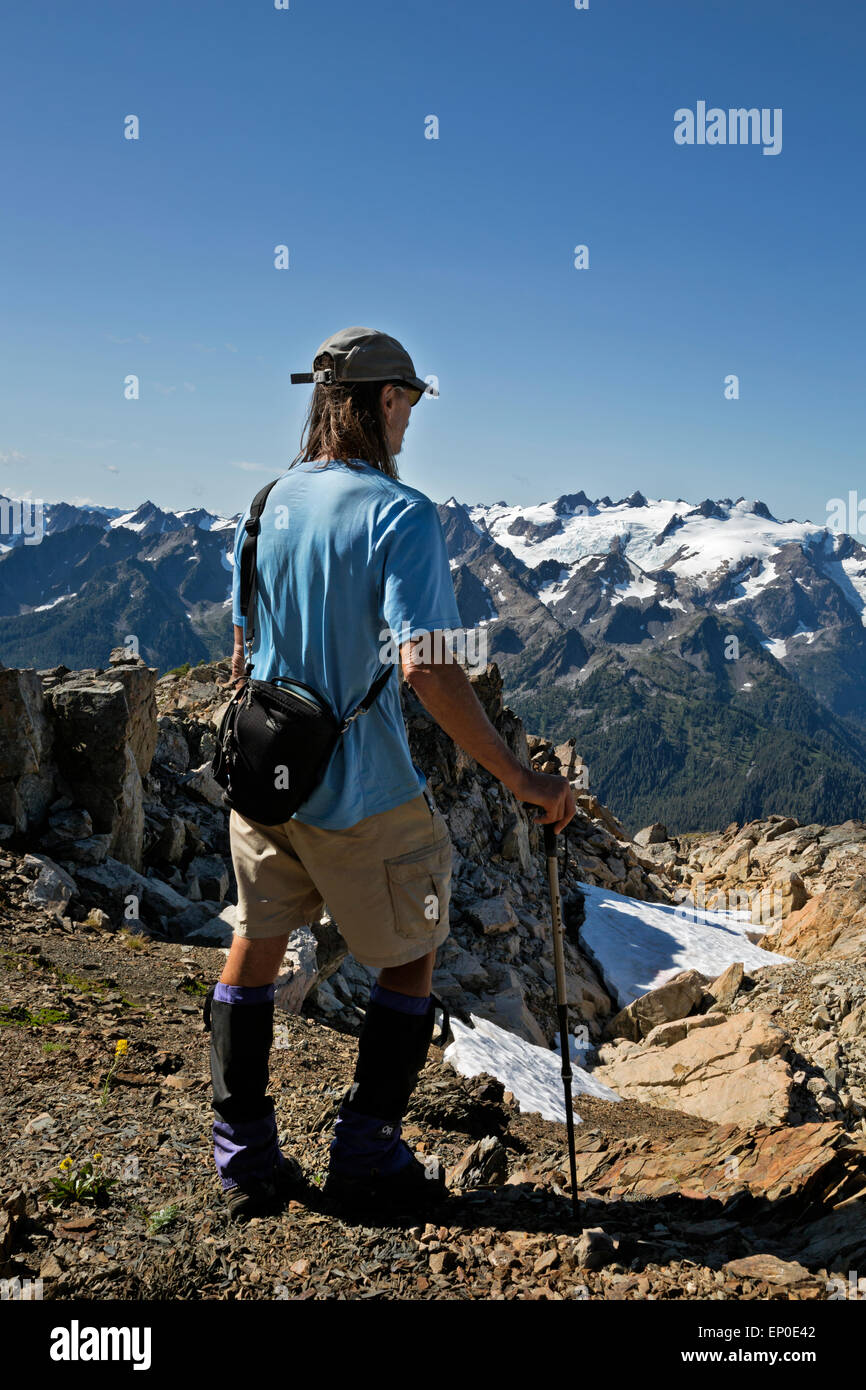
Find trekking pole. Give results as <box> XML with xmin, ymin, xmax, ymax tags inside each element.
<box><xmin>543</xmin><ymin>823</ymin><xmax>580</xmax><ymax>1220</ymax></box>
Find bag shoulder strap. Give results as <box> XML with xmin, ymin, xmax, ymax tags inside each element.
<box><xmin>238</xmin><ymin>471</ymin><xmax>396</xmax><ymax>720</ymax></box>
<box><xmin>338</xmin><ymin>662</ymin><xmax>395</xmax><ymax>733</ymax></box>
<box><xmin>239</xmin><ymin>475</ymin><xmax>284</xmax><ymax>667</ymax></box>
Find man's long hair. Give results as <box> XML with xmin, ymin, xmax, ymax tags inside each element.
<box><xmin>290</xmin><ymin>355</ymin><xmax>400</xmax><ymax>478</ymax></box>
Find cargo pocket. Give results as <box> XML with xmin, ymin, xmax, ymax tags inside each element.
<box><xmin>384</xmin><ymin>835</ymin><xmax>452</xmax><ymax>943</ymax></box>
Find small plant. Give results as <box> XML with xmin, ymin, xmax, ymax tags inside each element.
<box><xmin>42</xmin><ymin>1040</ymin><xmax>71</xmax><ymax>1055</ymax></box>
<box><xmin>48</xmin><ymin>1153</ymin><xmax>117</xmax><ymax>1207</ymax></box>
<box><xmin>148</xmin><ymin>1204</ymin><xmax>179</xmax><ymax>1233</ymax></box>
<box><xmin>119</xmin><ymin>931</ymin><xmax>146</xmax><ymax>952</ymax></box>
<box><xmin>0</xmin><ymin>1004</ymin><xmax>70</xmax><ymax>1028</ymax></box>
<box><xmin>179</xmin><ymin>978</ymin><xmax>209</xmax><ymax>997</ymax></box>
<box><xmin>100</xmin><ymin>1038</ymin><xmax>129</xmax><ymax>1105</ymax></box>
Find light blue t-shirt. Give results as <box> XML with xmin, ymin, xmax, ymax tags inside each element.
<box><xmin>230</xmin><ymin>458</ymin><xmax>462</xmax><ymax>829</ymax></box>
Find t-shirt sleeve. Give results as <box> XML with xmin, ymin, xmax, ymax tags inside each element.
<box><xmin>380</xmin><ymin>499</ymin><xmax>462</xmax><ymax>642</ymax></box>
<box><xmin>230</xmin><ymin>513</ymin><xmax>247</xmax><ymax>629</ymax></box>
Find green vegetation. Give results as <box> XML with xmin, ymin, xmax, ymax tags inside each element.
<box><xmin>0</xmin><ymin>1004</ymin><xmax>70</xmax><ymax>1028</ymax></box>
<box><xmin>179</xmin><ymin>978</ymin><xmax>209</xmax><ymax>997</ymax></box>
<box><xmin>511</xmin><ymin>643</ymin><xmax>866</xmax><ymax>835</ymax></box>
<box><xmin>148</xmin><ymin>1204</ymin><xmax>180</xmax><ymax>1233</ymax></box>
<box><xmin>48</xmin><ymin>1155</ymin><xmax>117</xmax><ymax>1207</ymax></box>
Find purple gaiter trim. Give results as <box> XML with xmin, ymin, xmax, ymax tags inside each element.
<box><xmin>213</xmin><ymin>982</ymin><xmax>275</xmax><ymax>1005</ymax></box>
<box><xmin>370</xmin><ymin>983</ymin><xmax>431</xmax><ymax>1016</ymax></box>
<box><xmin>329</xmin><ymin>1111</ymin><xmax>412</xmax><ymax>1177</ymax></box>
<box><xmin>214</xmin><ymin>1115</ymin><xmax>280</xmax><ymax>1191</ymax></box>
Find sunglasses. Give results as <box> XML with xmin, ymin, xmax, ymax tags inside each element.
<box><xmin>394</xmin><ymin>382</ymin><xmax>425</xmax><ymax>407</ymax></box>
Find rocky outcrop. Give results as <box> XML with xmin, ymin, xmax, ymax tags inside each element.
<box><xmin>606</xmin><ymin>969</ymin><xmax>709</xmax><ymax>1042</ymax></box>
<box><xmin>0</xmin><ymin>668</ymin><xmax>55</xmax><ymax>832</ymax></box>
<box><xmin>625</xmin><ymin>814</ymin><xmax>866</xmax><ymax>963</ymax></box>
<box><xmin>0</xmin><ymin>652</ymin><xmax>158</xmax><ymax>871</ymax></box>
<box><xmin>595</xmin><ymin>1011</ymin><xmax>793</xmax><ymax>1128</ymax></box>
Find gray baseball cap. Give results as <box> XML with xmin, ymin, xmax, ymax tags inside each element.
<box><xmin>290</xmin><ymin>325</ymin><xmax>437</xmax><ymax>396</ymax></box>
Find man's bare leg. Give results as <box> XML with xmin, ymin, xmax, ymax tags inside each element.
<box><xmin>220</xmin><ymin>933</ymin><xmax>289</xmax><ymax>988</ymax></box>
<box><xmin>377</xmin><ymin>947</ymin><xmax>435</xmax><ymax>998</ymax></box>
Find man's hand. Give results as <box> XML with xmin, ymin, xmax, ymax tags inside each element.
<box><xmin>515</xmin><ymin>768</ymin><xmax>577</xmax><ymax>834</ymax></box>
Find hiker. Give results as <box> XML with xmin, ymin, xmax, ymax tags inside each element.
<box><xmin>208</xmin><ymin>326</ymin><xmax>577</xmax><ymax>1219</ymax></box>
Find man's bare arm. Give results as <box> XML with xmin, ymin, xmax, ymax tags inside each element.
<box><xmin>231</xmin><ymin>624</ymin><xmax>245</xmax><ymax>686</ymax></box>
<box><xmin>401</xmin><ymin>634</ymin><xmax>576</xmax><ymax>832</ymax></box>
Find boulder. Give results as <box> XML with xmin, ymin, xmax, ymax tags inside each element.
<box><xmin>24</xmin><ymin>854</ymin><xmax>76</xmax><ymax>913</ymax></box>
<box><xmin>634</xmin><ymin>823</ymin><xmax>668</xmax><ymax>847</ymax></box>
<box><xmin>106</xmin><ymin>654</ymin><xmax>158</xmax><ymax>776</ymax></box>
<box><xmin>643</xmin><ymin>1013</ymin><xmax>726</xmax><ymax>1048</ymax></box>
<box><xmin>0</xmin><ymin>669</ymin><xmax>55</xmax><ymax>833</ymax></box>
<box><xmin>606</xmin><ymin>969</ymin><xmax>710</xmax><ymax>1041</ymax></box>
<box><xmin>475</xmin><ymin>988</ymin><xmax>547</xmax><ymax>1047</ymax></box>
<box><xmin>707</xmin><ymin>960</ymin><xmax>744</xmax><ymax>1010</ymax></box>
<box><xmin>449</xmin><ymin>1136</ymin><xmax>508</xmax><ymax>1189</ymax></box>
<box><xmin>274</xmin><ymin>926</ymin><xmax>322</xmax><ymax>1014</ymax></box>
<box><xmin>180</xmin><ymin>762</ymin><xmax>227</xmax><ymax>809</ymax></box>
<box><xmin>186</xmin><ymin>854</ymin><xmax>229</xmax><ymax>902</ymax></box>
<box><xmin>594</xmin><ymin>1011</ymin><xmax>792</xmax><ymax>1128</ymax></box>
<box><xmin>154</xmin><ymin>716</ymin><xmax>190</xmax><ymax>773</ymax></box>
<box><xmin>759</xmin><ymin>880</ymin><xmax>866</xmax><ymax>962</ymax></box>
<box><xmin>500</xmin><ymin>815</ymin><xmax>532</xmax><ymax>873</ymax></box>
<box><xmin>45</xmin><ymin>677</ymin><xmax>146</xmax><ymax>870</ymax></box>
<box><xmin>465</xmin><ymin>894</ymin><xmax>518</xmax><ymax>935</ymax></box>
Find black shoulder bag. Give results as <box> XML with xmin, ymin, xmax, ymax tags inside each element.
<box><xmin>211</xmin><ymin>475</ymin><xmax>394</xmax><ymax>825</ymax></box>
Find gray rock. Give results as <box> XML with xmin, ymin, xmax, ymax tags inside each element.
<box><xmin>465</xmin><ymin>894</ymin><xmax>518</xmax><ymax>935</ymax></box>
<box><xmin>575</xmin><ymin>1227</ymin><xmax>617</xmax><ymax>1270</ymax></box>
<box><xmin>633</xmin><ymin>822</ymin><xmax>669</xmax><ymax>847</ymax></box>
<box><xmin>154</xmin><ymin>716</ymin><xmax>190</xmax><ymax>773</ymax></box>
<box><xmin>0</xmin><ymin>668</ymin><xmax>55</xmax><ymax>833</ymax></box>
<box><xmin>450</xmin><ymin>1135</ymin><xmax>508</xmax><ymax>1189</ymax></box>
<box><xmin>56</xmin><ymin>834</ymin><xmax>111</xmax><ymax>866</ymax></box>
<box><xmin>275</xmin><ymin>926</ymin><xmax>320</xmax><ymax>1014</ymax></box>
<box><xmin>475</xmin><ymin>987</ymin><xmax>547</xmax><ymax>1047</ymax></box>
<box><xmin>181</xmin><ymin>762</ymin><xmax>227</xmax><ymax>809</ymax></box>
<box><xmin>24</xmin><ymin>854</ymin><xmax>77</xmax><ymax>913</ymax></box>
<box><xmin>186</xmin><ymin>854</ymin><xmax>229</xmax><ymax>902</ymax></box>
<box><xmin>500</xmin><ymin>815</ymin><xmax>532</xmax><ymax>873</ymax></box>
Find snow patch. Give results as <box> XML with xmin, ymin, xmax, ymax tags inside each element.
<box><xmin>444</xmin><ymin>1013</ymin><xmax>621</xmax><ymax>1124</ymax></box>
<box><xmin>577</xmin><ymin>882</ymin><xmax>793</xmax><ymax>1010</ymax></box>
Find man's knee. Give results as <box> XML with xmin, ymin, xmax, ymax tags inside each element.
<box><xmin>377</xmin><ymin>948</ymin><xmax>436</xmax><ymax>996</ymax></box>
<box><xmin>221</xmin><ymin>933</ymin><xmax>289</xmax><ymax>987</ymax></box>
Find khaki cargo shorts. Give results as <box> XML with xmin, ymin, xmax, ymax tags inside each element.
<box><xmin>228</xmin><ymin>785</ymin><xmax>452</xmax><ymax>969</ymax></box>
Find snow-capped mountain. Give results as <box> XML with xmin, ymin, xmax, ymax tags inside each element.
<box><xmin>440</xmin><ymin>491</ymin><xmax>866</xmax><ymax>717</ymax></box>
<box><xmin>437</xmin><ymin>491</ymin><xmax>866</xmax><ymax>831</ymax></box>
<box><xmin>0</xmin><ymin>498</ymin><xmax>241</xmax><ymax>674</ymax></box>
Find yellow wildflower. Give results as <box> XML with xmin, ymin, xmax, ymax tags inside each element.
<box><xmin>93</xmin><ymin>1153</ymin><xmax>102</xmax><ymax>1162</ymax></box>
<box><xmin>59</xmin><ymin>1156</ymin><xmax>73</xmax><ymax>1172</ymax></box>
<box><xmin>115</xmin><ymin>1039</ymin><xmax>128</xmax><ymax>1056</ymax></box>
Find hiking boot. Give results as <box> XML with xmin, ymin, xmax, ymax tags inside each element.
<box><xmin>323</xmin><ymin>1146</ymin><xmax>447</xmax><ymax>1214</ymax></box>
<box><xmin>222</xmin><ymin>1151</ymin><xmax>307</xmax><ymax>1221</ymax></box>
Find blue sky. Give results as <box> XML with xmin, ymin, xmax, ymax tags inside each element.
<box><xmin>1</xmin><ymin>0</ymin><xmax>864</xmax><ymax>525</ymax></box>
